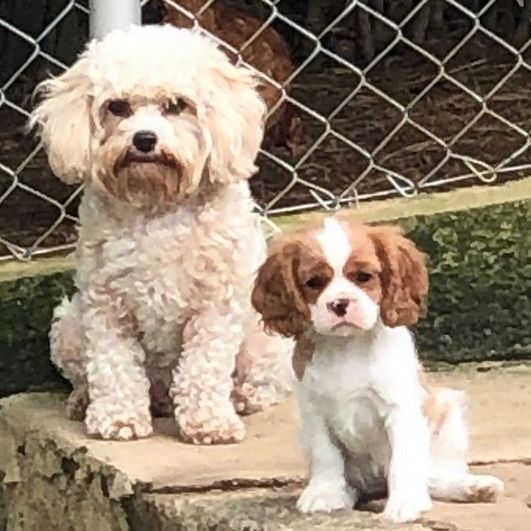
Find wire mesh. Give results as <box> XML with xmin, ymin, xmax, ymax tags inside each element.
<box><xmin>1</xmin><ymin>0</ymin><xmax>530</xmax><ymax>261</ymax></box>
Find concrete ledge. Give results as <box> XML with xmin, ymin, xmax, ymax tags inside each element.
<box><xmin>125</xmin><ymin>489</ymin><xmax>420</xmax><ymax>531</ymax></box>
<box><xmin>0</xmin><ymin>393</ymin><xmax>305</xmax><ymax>493</ymax></box>
<box><xmin>0</xmin><ymin>396</ymin><xmax>412</xmax><ymax>531</ymax></box>
<box><xmin>1</xmin><ymin>365</ymin><xmax>530</xmax><ymax>531</ymax></box>
<box><xmin>0</xmin><ymin>254</ymin><xmax>74</xmax><ymax>284</ymax></box>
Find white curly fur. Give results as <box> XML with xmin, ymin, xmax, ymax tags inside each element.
<box><xmin>30</xmin><ymin>25</ymin><xmax>293</xmax><ymax>443</ymax></box>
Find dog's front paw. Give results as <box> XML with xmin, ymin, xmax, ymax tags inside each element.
<box><xmin>383</xmin><ymin>490</ymin><xmax>432</xmax><ymax>523</ymax></box>
<box><xmin>177</xmin><ymin>408</ymin><xmax>245</xmax><ymax>445</ymax></box>
<box><xmin>297</xmin><ymin>480</ymin><xmax>356</xmax><ymax>513</ymax></box>
<box><xmin>85</xmin><ymin>403</ymin><xmax>153</xmax><ymax>441</ymax></box>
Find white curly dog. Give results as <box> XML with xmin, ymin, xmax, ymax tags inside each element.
<box><xmin>30</xmin><ymin>25</ymin><xmax>292</xmax><ymax>444</ymax></box>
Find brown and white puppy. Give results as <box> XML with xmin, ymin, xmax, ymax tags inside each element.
<box><xmin>252</xmin><ymin>216</ymin><xmax>503</xmax><ymax>523</ymax></box>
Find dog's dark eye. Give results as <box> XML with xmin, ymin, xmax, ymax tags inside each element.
<box><xmin>305</xmin><ymin>276</ymin><xmax>328</xmax><ymax>290</ymax></box>
<box><xmin>163</xmin><ymin>98</ymin><xmax>187</xmax><ymax>115</ymax></box>
<box><xmin>354</xmin><ymin>271</ymin><xmax>373</xmax><ymax>283</ymax></box>
<box><xmin>107</xmin><ymin>99</ymin><xmax>132</xmax><ymax>117</ymax></box>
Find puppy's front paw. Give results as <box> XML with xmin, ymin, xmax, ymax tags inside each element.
<box><xmin>466</xmin><ymin>475</ymin><xmax>504</xmax><ymax>502</ymax></box>
<box><xmin>297</xmin><ymin>480</ymin><xmax>356</xmax><ymax>514</ymax></box>
<box><xmin>177</xmin><ymin>408</ymin><xmax>245</xmax><ymax>445</ymax></box>
<box><xmin>383</xmin><ymin>490</ymin><xmax>432</xmax><ymax>523</ymax></box>
<box><xmin>85</xmin><ymin>403</ymin><xmax>153</xmax><ymax>441</ymax></box>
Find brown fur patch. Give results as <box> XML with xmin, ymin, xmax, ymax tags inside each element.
<box><xmin>149</xmin><ymin>379</ymin><xmax>173</xmax><ymax>417</ymax></box>
<box><xmin>367</xmin><ymin>224</ymin><xmax>429</xmax><ymax>327</ymax></box>
<box><xmin>341</xmin><ymin>239</ymin><xmax>383</xmax><ymax>304</ymax></box>
<box><xmin>65</xmin><ymin>385</ymin><xmax>89</xmax><ymax>421</ymax></box>
<box><xmin>292</xmin><ymin>335</ymin><xmax>315</xmax><ymax>380</ymax></box>
<box><xmin>419</xmin><ymin>370</ymin><xmax>450</xmax><ymax>436</ymax></box>
<box><xmin>422</xmin><ymin>390</ymin><xmax>450</xmax><ymax>436</ymax></box>
<box><xmin>101</xmin><ymin>148</ymin><xmax>185</xmax><ymax>207</ymax></box>
<box><xmin>469</xmin><ymin>484</ymin><xmax>499</xmax><ymax>502</ymax></box>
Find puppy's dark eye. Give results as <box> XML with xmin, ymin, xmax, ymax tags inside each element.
<box><xmin>163</xmin><ymin>98</ymin><xmax>187</xmax><ymax>115</ymax></box>
<box><xmin>107</xmin><ymin>99</ymin><xmax>132</xmax><ymax>117</ymax></box>
<box><xmin>305</xmin><ymin>276</ymin><xmax>328</xmax><ymax>290</ymax></box>
<box><xmin>354</xmin><ymin>271</ymin><xmax>373</xmax><ymax>283</ymax></box>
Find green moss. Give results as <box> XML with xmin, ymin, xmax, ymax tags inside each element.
<box><xmin>410</xmin><ymin>200</ymin><xmax>531</xmax><ymax>362</ymax></box>
<box><xmin>0</xmin><ymin>272</ymin><xmax>74</xmax><ymax>397</ymax></box>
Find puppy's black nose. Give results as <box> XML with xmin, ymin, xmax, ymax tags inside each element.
<box><xmin>133</xmin><ymin>130</ymin><xmax>158</xmax><ymax>153</ymax></box>
<box><xmin>327</xmin><ymin>298</ymin><xmax>350</xmax><ymax>317</ymax></box>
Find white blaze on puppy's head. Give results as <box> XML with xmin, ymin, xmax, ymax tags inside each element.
<box><xmin>29</xmin><ymin>25</ymin><xmax>266</xmax><ymax>208</ymax></box>
<box><xmin>312</xmin><ymin>217</ymin><xmax>381</xmax><ymax>335</ymax></box>
<box><xmin>252</xmin><ymin>216</ymin><xmax>429</xmax><ymax>339</ymax></box>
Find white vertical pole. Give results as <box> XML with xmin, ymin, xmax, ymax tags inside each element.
<box><xmin>89</xmin><ymin>0</ymin><xmax>141</xmax><ymax>40</ymax></box>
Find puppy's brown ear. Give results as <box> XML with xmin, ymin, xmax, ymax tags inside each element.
<box><xmin>369</xmin><ymin>225</ymin><xmax>429</xmax><ymax>327</ymax></box>
<box><xmin>252</xmin><ymin>243</ymin><xmax>310</xmax><ymax>339</ymax></box>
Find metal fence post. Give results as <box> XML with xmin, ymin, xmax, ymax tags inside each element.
<box><xmin>89</xmin><ymin>0</ymin><xmax>141</xmax><ymax>40</ymax></box>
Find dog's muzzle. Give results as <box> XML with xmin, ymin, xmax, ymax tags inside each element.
<box><xmin>103</xmin><ymin>147</ymin><xmax>186</xmax><ymax>207</ymax></box>
<box><xmin>114</xmin><ymin>148</ymin><xmax>181</xmax><ymax>172</ymax></box>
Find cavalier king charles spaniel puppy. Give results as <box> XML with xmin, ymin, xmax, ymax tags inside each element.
<box><xmin>29</xmin><ymin>25</ymin><xmax>292</xmax><ymax>444</ymax></box>
<box><xmin>252</xmin><ymin>215</ymin><xmax>503</xmax><ymax>522</ymax></box>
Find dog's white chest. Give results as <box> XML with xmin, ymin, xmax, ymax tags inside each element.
<box><xmin>302</xmin><ymin>347</ymin><xmax>391</xmax><ymax>464</ymax></box>
<box><xmin>102</xmin><ymin>210</ymin><xmax>196</xmax><ymax>309</ymax></box>
<box><xmin>77</xmin><ymin>184</ymin><xmax>264</xmax><ymax>357</ymax></box>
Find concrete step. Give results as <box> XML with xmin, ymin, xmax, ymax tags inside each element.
<box><xmin>1</xmin><ymin>365</ymin><xmax>530</xmax><ymax>531</ymax></box>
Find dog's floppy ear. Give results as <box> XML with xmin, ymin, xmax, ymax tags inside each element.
<box><xmin>199</xmin><ymin>56</ymin><xmax>266</xmax><ymax>184</ymax></box>
<box><xmin>29</xmin><ymin>54</ymin><xmax>94</xmax><ymax>184</ymax></box>
<box><xmin>252</xmin><ymin>242</ymin><xmax>310</xmax><ymax>339</ymax></box>
<box><xmin>369</xmin><ymin>225</ymin><xmax>429</xmax><ymax>327</ymax></box>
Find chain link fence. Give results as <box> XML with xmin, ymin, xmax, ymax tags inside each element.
<box><xmin>1</xmin><ymin>0</ymin><xmax>530</xmax><ymax>261</ymax></box>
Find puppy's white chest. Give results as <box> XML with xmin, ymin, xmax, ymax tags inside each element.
<box><xmin>303</xmin><ymin>349</ymin><xmax>389</xmax><ymax>457</ymax></box>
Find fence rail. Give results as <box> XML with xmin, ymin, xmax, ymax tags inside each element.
<box><xmin>1</xmin><ymin>0</ymin><xmax>530</xmax><ymax>261</ymax></box>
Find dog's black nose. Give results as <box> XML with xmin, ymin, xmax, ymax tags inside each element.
<box><xmin>133</xmin><ymin>130</ymin><xmax>158</xmax><ymax>153</ymax></box>
<box><xmin>327</xmin><ymin>298</ymin><xmax>350</xmax><ymax>317</ymax></box>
